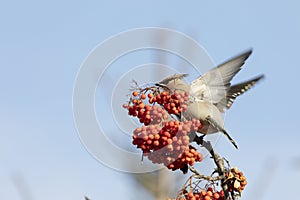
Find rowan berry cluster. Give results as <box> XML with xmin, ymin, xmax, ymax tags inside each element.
<box><xmin>225</xmin><ymin>167</ymin><xmax>247</xmax><ymax>194</ymax></box>
<box><xmin>124</xmin><ymin>92</ymin><xmax>168</xmax><ymax>125</ymax></box>
<box><xmin>187</xmin><ymin>188</ymin><xmax>224</xmax><ymax>200</ymax></box>
<box><xmin>167</xmin><ymin>187</ymin><xmax>225</xmax><ymax>200</ymax></box>
<box><xmin>123</xmin><ymin>88</ymin><xmax>203</xmax><ymax>173</ymax></box>
<box><xmin>149</xmin><ymin>90</ymin><xmax>189</xmax><ymax>115</ymax></box>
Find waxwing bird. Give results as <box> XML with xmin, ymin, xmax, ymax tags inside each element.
<box><xmin>156</xmin><ymin>49</ymin><xmax>264</xmax><ymax>149</ymax></box>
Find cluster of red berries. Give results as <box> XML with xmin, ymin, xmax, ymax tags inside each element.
<box><xmin>169</xmin><ymin>167</ymin><xmax>247</xmax><ymax>200</ymax></box>
<box><xmin>187</xmin><ymin>188</ymin><xmax>224</xmax><ymax>200</ymax></box>
<box><xmin>167</xmin><ymin>188</ymin><xmax>225</xmax><ymax>200</ymax></box>
<box><xmin>124</xmin><ymin>90</ymin><xmax>189</xmax><ymax>125</ymax></box>
<box><xmin>149</xmin><ymin>91</ymin><xmax>189</xmax><ymax>115</ymax></box>
<box><xmin>123</xmin><ymin>92</ymin><xmax>162</xmax><ymax>126</ymax></box>
<box><xmin>124</xmin><ymin>89</ymin><xmax>203</xmax><ymax>173</ymax></box>
<box><xmin>225</xmin><ymin>167</ymin><xmax>247</xmax><ymax>194</ymax></box>
<box><xmin>186</xmin><ymin>188</ymin><xmax>225</xmax><ymax>200</ymax></box>
<box><xmin>163</xmin><ymin>145</ymin><xmax>202</xmax><ymax>172</ymax></box>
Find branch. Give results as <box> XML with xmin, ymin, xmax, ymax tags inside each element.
<box><xmin>193</xmin><ymin>134</ymin><xmax>230</xmax><ymax>199</ymax></box>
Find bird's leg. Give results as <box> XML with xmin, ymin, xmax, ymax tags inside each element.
<box><xmin>206</xmin><ymin>116</ymin><xmax>238</xmax><ymax>149</ymax></box>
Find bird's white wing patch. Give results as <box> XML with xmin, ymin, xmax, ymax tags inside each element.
<box><xmin>190</xmin><ymin>69</ymin><xmax>227</xmax><ymax>103</ymax></box>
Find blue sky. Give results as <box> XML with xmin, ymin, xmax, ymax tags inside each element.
<box><xmin>1</xmin><ymin>1</ymin><xmax>300</xmax><ymax>199</ymax></box>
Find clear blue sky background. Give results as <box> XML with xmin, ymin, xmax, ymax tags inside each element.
<box><xmin>1</xmin><ymin>1</ymin><xmax>300</xmax><ymax>200</ymax></box>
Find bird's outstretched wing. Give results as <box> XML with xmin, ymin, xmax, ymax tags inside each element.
<box><xmin>190</xmin><ymin>50</ymin><xmax>252</xmax><ymax>103</ymax></box>
<box><xmin>215</xmin><ymin>74</ymin><xmax>265</xmax><ymax>112</ymax></box>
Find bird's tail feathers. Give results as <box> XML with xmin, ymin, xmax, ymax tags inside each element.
<box><xmin>206</xmin><ymin>116</ymin><xmax>238</xmax><ymax>149</ymax></box>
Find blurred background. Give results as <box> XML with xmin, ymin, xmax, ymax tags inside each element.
<box><xmin>1</xmin><ymin>1</ymin><xmax>300</xmax><ymax>199</ymax></box>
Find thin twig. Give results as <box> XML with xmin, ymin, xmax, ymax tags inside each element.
<box><xmin>189</xmin><ymin>166</ymin><xmax>225</xmax><ymax>181</ymax></box>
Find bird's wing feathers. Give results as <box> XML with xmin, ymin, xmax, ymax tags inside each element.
<box><xmin>190</xmin><ymin>50</ymin><xmax>252</xmax><ymax>103</ymax></box>
<box><xmin>214</xmin><ymin>49</ymin><xmax>252</xmax><ymax>86</ymax></box>
<box><xmin>215</xmin><ymin>74</ymin><xmax>265</xmax><ymax>112</ymax></box>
